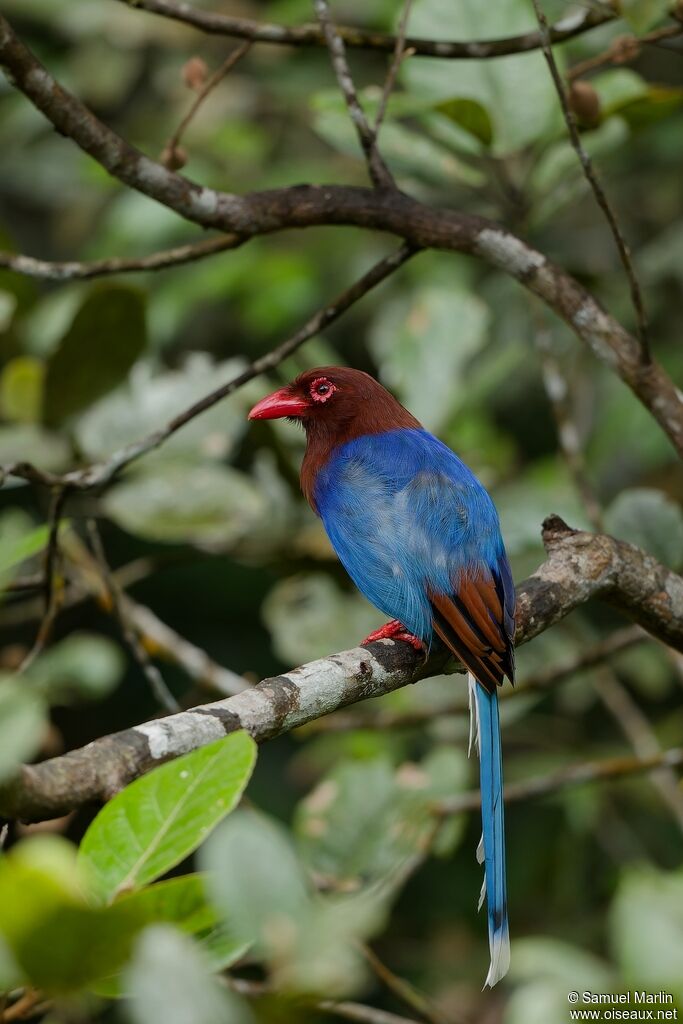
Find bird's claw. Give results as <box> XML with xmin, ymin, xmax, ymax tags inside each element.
<box><xmin>361</xmin><ymin>619</ymin><xmax>424</xmax><ymax>651</ymax></box>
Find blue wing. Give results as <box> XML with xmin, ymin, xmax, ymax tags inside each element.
<box><xmin>313</xmin><ymin>427</ymin><xmax>510</xmax><ymax>650</ymax></box>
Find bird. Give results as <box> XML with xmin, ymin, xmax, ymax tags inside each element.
<box><xmin>248</xmin><ymin>366</ymin><xmax>515</xmax><ymax>987</ymax></box>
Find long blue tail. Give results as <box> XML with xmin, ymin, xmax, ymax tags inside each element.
<box><xmin>471</xmin><ymin>676</ymin><xmax>509</xmax><ymax>987</ymax></box>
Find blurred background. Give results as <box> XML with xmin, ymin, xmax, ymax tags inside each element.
<box><xmin>1</xmin><ymin>0</ymin><xmax>682</xmax><ymax>1020</ymax></box>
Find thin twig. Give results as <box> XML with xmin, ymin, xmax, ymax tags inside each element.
<box><xmin>435</xmin><ymin>747</ymin><xmax>683</xmax><ymax>816</ymax></box>
<box><xmin>372</xmin><ymin>0</ymin><xmax>414</xmax><ymax>141</ymax></box>
<box><xmin>361</xmin><ymin>945</ymin><xmax>455</xmax><ymax>1024</ymax></box>
<box><xmin>531</xmin><ymin>0</ymin><xmax>650</xmax><ymax>362</ymax></box>
<box><xmin>161</xmin><ymin>42</ymin><xmax>251</xmax><ymax>168</ymax></box>
<box><xmin>313</xmin><ymin>0</ymin><xmax>395</xmax><ymax>189</ymax></box>
<box><xmin>593</xmin><ymin>667</ymin><xmax>683</xmax><ymax>832</ymax></box>
<box><xmin>0</xmin><ymin>233</ymin><xmax>244</xmax><ymax>281</ymax></box>
<box><xmin>87</xmin><ymin>521</ymin><xmax>180</xmax><ymax>713</ymax></box>
<box><xmin>112</xmin><ymin>0</ymin><xmax>615</xmax><ymax>60</ymax></box>
<box><xmin>568</xmin><ymin>23</ymin><xmax>683</xmax><ymax>81</ymax></box>
<box><xmin>1</xmin><ymin>242</ymin><xmax>416</xmax><ymax>491</ymax></box>
<box><xmin>318</xmin><ymin>1001</ymin><xmax>422</xmax><ymax>1024</ymax></box>
<box><xmin>18</xmin><ymin>487</ymin><xmax>69</xmax><ymax>673</ymax></box>
<box><xmin>533</xmin><ymin>316</ymin><xmax>603</xmax><ymax>530</ymax></box>
<box><xmin>227</xmin><ymin>978</ymin><xmax>422</xmax><ymax>1024</ymax></box>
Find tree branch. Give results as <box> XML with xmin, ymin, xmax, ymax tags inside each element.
<box><xmin>2</xmin><ymin>517</ymin><xmax>682</xmax><ymax>823</ymax></box>
<box><xmin>313</xmin><ymin>0</ymin><xmax>394</xmax><ymax>189</ymax></box>
<box><xmin>0</xmin><ymin>234</ymin><xmax>244</xmax><ymax>280</ymax></box>
<box><xmin>532</xmin><ymin>0</ymin><xmax>650</xmax><ymax>361</ymax></box>
<box><xmin>436</xmin><ymin>746</ymin><xmax>683</xmax><ymax>815</ymax></box>
<box><xmin>2</xmin><ymin>15</ymin><xmax>681</xmax><ymax>459</ymax></box>
<box><xmin>114</xmin><ymin>0</ymin><xmax>614</xmax><ymax>60</ymax></box>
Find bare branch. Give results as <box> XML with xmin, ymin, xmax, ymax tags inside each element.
<box><xmin>161</xmin><ymin>42</ymin><xmax>251</xmax><ymax>170</ymax></box>
<box><xmin>361</xmin><ymin>945</ymin><xmax>453</xmax><ymax>1024</ymax></box>
<box><xmin>593</xmin><ymin>667</ymin><xmax>683</xmax><ymax>832</ymax></box>
<box><xmin>17</xmin><ymin>488</ymin><xmax>69</xmax><ymax>674</ymax></box>
<box><xmin>114</xmin><ymin>0</ymin><xmax>615</xmax><ymax>60</ymax></box>
<box><xmin>372</xmin><ymin>0</ymin><xmax>415</xmax><ymax>142</ymax></box>
<box><xmin>531</xmin><ymin>0</ymin><xmax>650</xmax><ymax>362</ymax></box>
<box><xmin>568</xmin><ymin>23</ymin><xmax>683</xmax><ymax>81</ymax></box>
<box><xmin>2</xmin><ymin>16</ymin><xmax>682</xmax><ymax>456</ymax></box>
<box><xmin>2</xmin><ymin>517</ymin><xmax>683</xmax><ymax>823</ymax></box>
<box><xmin>87</xmin><ymin>521</ymin><xmax>180</xmax><ymax>713</ymax></box>
<box><xmin>436</xmin><ymin>747</ymin><xmax>683</xmax><ymax>816</ymax></box>
<box><xmin>313</xmin><ymin>0</ymin><xmax>394</xmax><ymax>189</ymax></box>
<box><xmin>0</xmin><ymin>234</ymin><xmax>244</xmax><ymax>281</ymax></box>
<box><xmin>318</xmin><ymin>1001</ymin><xmax>422</xmax><ymax>1024</ymax></box>
<box><xmin>533</xmin><ymin>314</ymin><xmax>604</xmax><ymax>530</ymax></box>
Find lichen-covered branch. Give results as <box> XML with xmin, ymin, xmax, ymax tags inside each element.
<box><xmin>0</xmin><ymin>234</ymin><xmax>244</xmax><ymax>280</ymax></box>
<box><xmin>1</xmin><ymin>15</ymin><xmax>682</xmax><ymax>458</ymax></box>
<box><xmin>115</xmin><ymin>0</ymin><xmax>614</xmax><ymax>60</ymax></box>
<box><xmin>2</xmin><ymin>517</ymin><xmax>682</xmax><ymax>823</ymax></box>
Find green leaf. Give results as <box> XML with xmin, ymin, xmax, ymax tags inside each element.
<box><xmin>435</xmin><ymin>98</ymin><xmax>493</xmax><ymax>146</ymax></box>
<box><xmin>403</xmin><ymin>0</ymin><xmax>561</xmax><ymax>155</ymax></box>
<box><xmin>0</xmin><ymin>356</ymin><xmax>44</xmax><ymax>423</ymax></box>
<box><xmin>0</xmin><ymin>511</ymin><xmax>49</xmax><ymax>581</ymax></box>
<box><xmin>43</xmin><ymin>284</ymin><xmax>146</xmax><ymax>425</ymax></box>
<box><xmin>295</xmin><ymin>749</ymin><xmax>468</xmax><ymax>889</ymax></box>
<box><xmin>604</xmin><ymin>488</ymin><xmax>683</xmax><ymax>568</ymax></box>
<box><xmin>78</xmin><ymin>732</ymin><xmax>257</xmax><ymax>903</ymax></box>
<box><xmin>620</xmin><ymin>0</ymin><xmax>670</xmax><ymax>32</ymax></box>
<box><xmin>74</xmin><ymin>354</ymin><xmax>257</xmax><ymax>464</ymax></box>
<box><xmin>92</xmin><ymin>874</ymin><xmax>248</xmax><ymax>997</ymax></box>
<box><xmin>262</xmin><ymin>573</ymin><xmax>383</xmax><ymax>665</ymax></box>
<box><xmin>27</xmin><ymin>632</ymin><xmax>125</xmax><ymax>703</ymax></box>
<box><xmin>124</xmin><ymin>925</ymin><xmax>255</xmax><ymax>1024</ymax></box>
<box><xmin>200</xmin><ymin>808</ymin><xmax>311</xmax><ymax>953</ymax></box>
<box><xmin>0</xmin><ymin>836</ymin><xmax>145</xmax><ymax>993</ymax></box>
<box><xmin>311</xmin><ymin>90</ymin><xmax>485</xmax><ymax>187</ymax></box>
<box><xmin>0</xmin><ymin>679</ymin><xmax>45</xmax><ymax>783</ymax></box>
<box><xmin>611</xmin><ymin>866</ymin><xmax>683</xmax><ymax>1004</ymax></box>
<box><xmin>0</xmin><ymin>424</ymin><xmax>70</xmax><ymax>474</ymax></box>
<box><xmin>102</xmin><ymin>461</ymin><xmax>266</xmax><ymax>548</ymax></box>
<box><xmin>369</xmin><ymin>277</ymin><xmax>489</xmax><ymax>432</ymax></box>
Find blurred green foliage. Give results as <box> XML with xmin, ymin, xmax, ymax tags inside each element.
<box><xmin>1</xmin><ymin>0</ymin><xmax>683</xmax><ymax>1020</ymax></box>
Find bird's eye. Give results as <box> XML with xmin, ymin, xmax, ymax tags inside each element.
<box><xmin>310</xmin><ymin>377</ymin><xmax>336</xmax><ymax>403</ymax></box>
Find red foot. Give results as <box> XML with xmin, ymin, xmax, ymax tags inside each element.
<box><xmin>362</xmin><ymin>619</ymin><xmax>424</xmax><ymax>651</ymax></box>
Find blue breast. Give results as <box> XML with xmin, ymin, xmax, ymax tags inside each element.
<box><xmin>313</xmin><ymin>428</ymin><xmax>506</xmax><ymax>643</ymax></box>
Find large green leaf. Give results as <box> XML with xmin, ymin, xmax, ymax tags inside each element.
<box><xmin>74</xmin><ymin>354</ymin><xmax>257</xmax><ymax>463</ymax></box>
<box><xmin>604</xmin><ymin>488</ymin><xmax>683</xmax><ymax>569</ymax></box>
<box><xmin>294</xmin><ymin>749</ymin><xmax>468</xmax><ymax>889</ymax></box>
<box><xmin>0</xmin><ymin>678</ymin><xmax>45</xmax><ymax>783</ymax></box>
<box><xmin>102</xmin><ymin>461</ymin><xmax>266</xmax><ymax>547</ymax></box>
<box><xmin>0</xmin><ymin>356</ymin><xmax>44</xmax><ymax>423</ymax></box>
<box><xmin>43</xmin><ymin>284</ymin><xmax>146</xmax><ymax>425</ymax></box>
<box><xmin>201</xmin><ymin>808</ymin><xmax>310</xmax><ymax>953</ymax></box>
<box><xmin>369</xmin><ymin>276</ymin><xmax>489</xmax><ymax>432</ymax></box>
<box><xmin>611</xmin><ymin>866</ymin><xmax>683</xmax><ymax>1004</ymax></box>
<box><xmin>124</xmin><ymin>925</ymin><xmax>255</xmax><ymax>1024</ymax></box>
<box><xmin>0</xmin><ymin>510</ymin><xmax>50</xmax><ymax>583</ymax></box>
<box><xmin>78</xmin><ymin>732</ymin><xmax>257</xmax><ymax>903</ymax></box>
<box><xmin>93</xmin><ymin>874</ymin><xmax>248</xmax><ymax>997</ymax></box>
<box><xmin>262</xmin><ymin>573</ymin><xmax>383</xmax><ymax>665</ymax></box>
<box><xmin>0</xmin><ymin>836</ymin><xmax>145</xmax><ymax>994</ymax></box>
<box><xmin>27</xmin><ymin>632</ymin><xmax>125</xmax><ymax>703</ymax></box>
<box><xmin>403</xmin><ymin>0</ymin><xmax>560</xmax><ymax>156</ymax></box>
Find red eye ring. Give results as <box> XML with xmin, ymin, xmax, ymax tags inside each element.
<box><xmin>310</xmin><ymin>377</ymin><xmax>337</xmax><ymax>403</ymax></box>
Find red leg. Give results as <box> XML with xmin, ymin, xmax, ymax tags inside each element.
<box><xmin>362</xmin><ymin>619</ymin><xmax>424</xmax><ymax>651</ymax></box>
